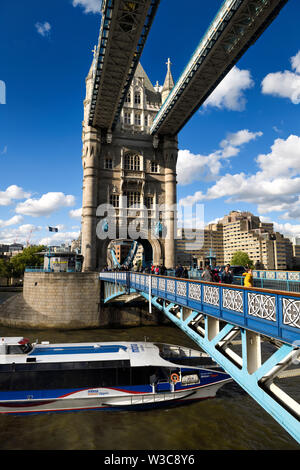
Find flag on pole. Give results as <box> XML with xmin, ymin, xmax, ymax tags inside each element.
<box><xmin>48</xmin><ymin>226</ymin><xmax>58</xmax><ymax>232</ymax></box>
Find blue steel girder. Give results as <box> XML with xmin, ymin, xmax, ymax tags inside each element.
<box><xmin>100</xmin><ymin>272</ymin><xmax>300</xmax><ymax>443</ymax></box>
<box><xmin>89</xmin><ymin>0</ymin><xmax>160</xmax><ymax>131</ymax></box>
<box><xmin>150</xmin><ymin>0</ymin><xmax>289</xmax><ymax>136</ymax></box>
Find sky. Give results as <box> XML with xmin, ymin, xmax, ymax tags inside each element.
<box><xmin>0</xmin><ymin>0</ymin><xmax>300</xmax><ymax>247</ymax></box>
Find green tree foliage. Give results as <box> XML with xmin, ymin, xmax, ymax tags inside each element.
<box><xmin>9</xmin><ymin>246</ymin><xmax>45</xmax><ymax>278</ymax></box>
<box><xmin>231</xmin><ymin>251</ymin><xmax>254</xmax><ymax>268</ymax></box>
<box><xmin>0</xmin><ymin>258</ymin><xmax>13</xmax><ymax>285</ymax></box>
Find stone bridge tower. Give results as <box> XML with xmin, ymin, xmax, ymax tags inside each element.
<box><xmin>81</xmin><ymin>59</ymin><xmax>177</xmax><ymax>271</ymax></box>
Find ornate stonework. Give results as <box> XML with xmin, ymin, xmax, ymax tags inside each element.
<box><xmin>81</xmin><ymin>61</ymin><xmax>177</xmax><ymax>270</ymax></box>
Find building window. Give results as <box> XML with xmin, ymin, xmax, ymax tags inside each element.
<box><xmin>105</xmin><ymin>158</ymin><xmax>113</xmax><ymax>169</ymax></box>
<box><xmin>124</xmin><ymin>191</ymin><xmax>140</xmax><ymax>208</ymax></box>
<box><xmin>134</xmin><ymin>114</ymin><xmax>141</xmax><ymax>126</ymax></box>
<box><xmin>145</xmin><ymin>196</ymin><xmax>154</xmax><ymax>209</ymax></box>
<box><xmin>125</xmin><ymin>92</ymin><xmax>131</xmax><ymax>103</ymax></box>
<box><xmin>109</xmin><ymin>194</ymin><xmax>119</xmax><ymax>208</ymax></box>
<box><xmin>124</xmin><ymin>153</ymin><xmax>140</xmax><ymax>171</ymax></box>
<box><xmin>124</xmin><ymin>112</ymin><xmax>131</xmax><ymax>125</ymax></box>
<box><xmin>144</xmin><ymin>115</ymin><xmax>148</xmax><ymax>127</ymax></box>
<box><xmin>150</xmin><ymin>161</ymin><xmax>159</xmax><ymax>173</ymax></box>
<box><xmin>134</xmin><ymin>92</ymin><xmax>141</xmax><ymax>104</ymax></box>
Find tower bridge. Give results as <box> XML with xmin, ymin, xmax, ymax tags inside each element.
<box><xmin>81</xmin><ymin>0</ymin><xmax>290</xmax><ymax>273</ymax></box>
<box><xmin>78</xmin><ymin>0</ymin><xmax>299</xmax><ymax>443</ymax></box>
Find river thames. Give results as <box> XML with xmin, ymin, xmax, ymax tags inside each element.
<box><xmin>0</xmin><ymin>303</ymin><xmax>298</xmax><ymax>451</ymax></box>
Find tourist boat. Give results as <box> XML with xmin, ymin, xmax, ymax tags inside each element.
<box><xmin>0</xmin><ymin>337</ymin><xmax>232</xmax><ymax>414</ymax></box>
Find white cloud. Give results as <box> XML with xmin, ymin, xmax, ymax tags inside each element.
<box><xmin>179</xmin><ymin>191</ymin><xmax>205</xmax><ymax>207</ymax></box>
<box><xmin>177</xmin><ymin>128</ymin><xmax>262</xmax><ymax>186</ymax></box>
<box><xmin>0</xmin><ymin>224</ymin><xmax>42</xmax><ymax>245</ymax></box>
<box><xmin>39</xmin><ymin>231</ymin><xmax>80</xmax><ymax>246</ymax></box>
<box><xmin>177</xmin><ymin>149</ymin><xmax>223</xmax><ymax>185</ymax></box>
<box><xmin>256</xmin><ymin>134</ymin><xmax>300</xmax><ymax>179</ymax></box>
<box><xmin>261</xmin><ymin>50</ymin><xmax>300</xmax><ymax>104</ymax></box>
<box><xmin>15</xmin><ymin>192</ymin><xmax>76</xmax><ymax>217</ymax></box>
<box><xmin>261</xmin><ymin>71</ymin><xmax>300</xmax><ymax>104</ymax></box>
<box><xmin>291</xmin><ymin>51</ymin><xmax>300</xmax><ymax>74</ymax></box>
<box><xmin>203</xmin><ymin>66</ymin><xmax>254</xmax><ymax>111</ymax></box>
<box><xmin>35</xmin><ymin>22</ymin><xmax>51</xmax><ymax>37</ymax></box>
<box><xmin>179</xmin><ymin>134</ymin><xmax>300</xmax><ymax>221</ymax></box>
<box><xmin>69</xmin><ymin>207</ymin><xmax>82</xmax><ymax>219</ymax></box>
<box><xmin>72</xmin><ymin>0</ymin><xmax>101</xmax><ymax>14</ymax></box>
<box><xmin>220</xmin><ymin>130</ymin><xmax>263</xmax><ymax>148</ymax></box>
<box><xmin>0</xmin><ymin>185</ymin><xmax>31</xmax><ymax>206</ymax></box>
<box><xmin>0</xmin><ymin>215</ymin><xmax>23</xmax><ymax>228</ymax></box>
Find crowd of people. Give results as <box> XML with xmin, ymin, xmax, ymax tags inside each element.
<box><xmin>102</xmin><ymin>262</ymin><xmax>253</xmax><ymax>287</ymax></box>
<box><xmin>201</xmin><ymin>263</ymin><xmax>253</xmax><ymax>287</ymax></box>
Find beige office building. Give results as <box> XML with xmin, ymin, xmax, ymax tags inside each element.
<box><xmin>176</xmin><ymin>210</ymin><xmax>296</xmax><ymax>270</ymax></box>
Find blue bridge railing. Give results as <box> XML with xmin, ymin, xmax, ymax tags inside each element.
<box><xmin>100</xmin><ymin>270</ymin><xmax>300</xmax><ymax>443</ymax></box>
<box><xmin>100</xmin><ymin>271</ymin><xmax>300</xmax><ymax>346</ymax></box>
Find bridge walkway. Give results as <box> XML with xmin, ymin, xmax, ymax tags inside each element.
<box><xmin>100</xmin><ymin>271</ymin><xmax>300</xmax><ymax>444</ymax></box>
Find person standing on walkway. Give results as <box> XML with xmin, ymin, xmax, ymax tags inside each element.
<box><xmin>243</xmin><ymin>267</ymin><xmax>253</xmax><ymax>287</ymax></box>
<box><xmin>221</xmin><ymin>264</ymin><xmax>233</xmax><ymax>284</ymax></box>
<box><xmin>201</xmin><ymin>264</ymin><xmax>212</xmax><ymax>282</ymax></box>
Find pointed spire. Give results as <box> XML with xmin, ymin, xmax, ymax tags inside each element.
<box><xmin>162</xmin><ymin>58</ymin><xmax>174</xmax><ymax>102</ymax></box>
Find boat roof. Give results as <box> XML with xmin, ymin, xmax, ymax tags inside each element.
<box><xmin>0</xmin><ymin>337</ymin><xmax>29</xmax><ymax>346</ymax></box>
<box><xmin>4</xmin><ymin>340</ymin><xmax>182</xmax><ymax>368</ymax></box>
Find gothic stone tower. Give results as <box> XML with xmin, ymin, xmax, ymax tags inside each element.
<box><xmin>81</xmin><ymin>60</ymin><xmax>177</xmax><ymax>271</ymax></box>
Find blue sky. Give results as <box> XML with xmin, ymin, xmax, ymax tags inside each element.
<box><xmin>0</xmin><ymin>0</ymin><xmax>300</xmax><ymax>246</ymax></box>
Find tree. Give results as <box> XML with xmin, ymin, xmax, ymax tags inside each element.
<box><xmin>231</xmin><ymin>251</ymin><xmax>254</xmax><ymax>268</ymax></box>
<box><xmin>0</xmin><ymin>258</ymin><xmax>13</xmax><ymax>286</ymax></box>
<box><xmin>10</xmin><ymin>245</ymin><xmax>45</xmax><ymax>278</ymax></box>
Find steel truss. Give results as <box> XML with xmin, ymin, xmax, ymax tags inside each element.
<box><xmin>89</xmin><ymin>0</ymin><xmax>160</xmax><ymax>132</ymax></box>
<box><xmin>100</xmin><ymin>274</ymin><xmax>300</xmax><ymax>444</ymax></box>
<box><xmin>151</xmin><ymin>0</ymin><xmax>289</xmax><ymax>136</ymax></box>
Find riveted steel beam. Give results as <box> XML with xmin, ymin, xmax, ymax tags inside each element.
<box><xmin>151</xmin><ymin>0</ymin><xmax>289</xmax><ymax>136</ymax></box>
<box><xmin>89</xmin><ymin>0</ymin><xmax>160</xmax><ymax>131</ymax></box>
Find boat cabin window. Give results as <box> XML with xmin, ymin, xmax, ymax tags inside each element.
<box><xmin>7</xmin><ymin>343</ymin><xmax>33</xmax><ymax>354</ymax></box>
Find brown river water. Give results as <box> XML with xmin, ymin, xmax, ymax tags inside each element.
<box><xmin>0</xmin><ymin>293</ymin><xmax>298</xmax><ymax>450</ymax></box>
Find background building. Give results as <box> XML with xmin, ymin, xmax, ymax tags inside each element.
<box><xmin>176</xmin><ymin>210</ymin><xmax>298</xmax><ymax>270</ymax></box>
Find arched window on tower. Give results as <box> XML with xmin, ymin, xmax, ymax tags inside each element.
<box><xmin>124</xmin><ymin>153</ymin><xmax>140</xmax><ymax>171</ymax></box>
<box><xmin>125</xmin><ymin>92</ymin><xmax>131</xmax><ymax>103</ymax></box>
<box><xmin>134</xmin><ymin>92</ymin><xmax>141</xmax><ymax>105</ymax></box>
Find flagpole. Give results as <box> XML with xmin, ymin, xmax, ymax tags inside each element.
<box><xmin>47</xmin><ymin>226</ymin><xmax>58</xmax><ymax>272</ymax></box>
<box><xmin>48</xmin><ymin>245</ymin><xmax>51</xmax><ymax>272</ymax></box>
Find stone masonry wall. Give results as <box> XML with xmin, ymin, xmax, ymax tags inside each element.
<box><xmin>0</xmin><ymin>272</ymin><xmax>168</xmax><ymax>330</ymax></box>
<box><xmin>0</xmin><ymin>272</ymin><xmax>101</xmax><ymax>329</ymax></box>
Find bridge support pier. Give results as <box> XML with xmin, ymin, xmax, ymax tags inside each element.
<box><xmin>206</xmin><ymin>317</ymin><xmax>220</xmax><ymax>341</ymax></box>
<box><xmin>244</xmin><ymin>331</ymin><xmax>261</xmax><ymax>374</ymax></box>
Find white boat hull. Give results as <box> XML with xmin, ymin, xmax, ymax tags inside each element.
<box><xmin>0</xmin><ymin>379</ymin><xmax>231</xmax><ymax>414</ymax></box>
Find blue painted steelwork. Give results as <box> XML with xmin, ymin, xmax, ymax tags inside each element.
<box><xmin>253</xmin><ymin>270</ymin><xmax>300</xmax><ymax>282</ymax></box>
<box><xmin>150</xmin><ymin>0</ymin><xmax>289</xmax><ymax>136</ymax></box>
<box><xmin>89</xmin><ymin>0</ymin><xmax>161</xmax><ymax>129</ymax></box>
<box><xmin>100</xmin><ymin>271</ymin><xmax>300</xmax><ymax>443</ymax></box>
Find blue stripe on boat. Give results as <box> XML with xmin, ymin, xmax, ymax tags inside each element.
<box><xmin>29</xmin><ymin>345</ymin><xmax>128</xmax><ymax>356</ymax></box>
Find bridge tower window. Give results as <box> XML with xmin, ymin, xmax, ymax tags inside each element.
<box><xmin>109</xmin><ymin>194</ymin><xmax>119</xmax><ymax>208</ymax></box>
<box><xmin>105</xmin><ymin>158</ymin><xmax>113</xmax><ymax>169</ymax></box>
<box><xmin>125</xmin><ymin>92</ymin><xmax>131</xmax><ymax>103</ymax></box>
<box><xmin>124</xmin><ymin>191</ymin><xmax>140</xmax><ymax>208</ymax></box>
<box><xmin>145</xmin><ymin>196</ymin><xmax>154</xmax><ymax>209</ymax></box>
<box><xmin>124</xmin><ymin>112</ymin><xmax>131</xmax><ymax>125</ymax></box>
<box><xmin>134</xmin><ymin>92</ymin><xmax>141</xmax><ymax>104</ymax></box>
<box><xmin>134</xmin><ymin>113</ymin><xmax>141</xmax><ymax>126</ymax></box>
<box><xmin>150</xmin><ymin>162</ymin><xmax>159</xmax><ymax>173</ymax></box>
<box><xmin>124</xmin><ymin>153</ymin><xmax>140</xmax><ymax>171</ymax></box>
